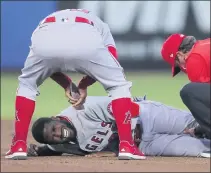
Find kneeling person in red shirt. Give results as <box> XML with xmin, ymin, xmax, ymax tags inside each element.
<box><xmin>161</xmin><ymin>34</ymin><xmax>210</xmax><ymax>139</ymax></box>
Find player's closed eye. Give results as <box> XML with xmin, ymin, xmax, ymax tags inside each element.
<box><xmin>52</xmin><ymin>126</ymin><xmax>56</xmax><ymax>132</ymax></box>
<box><xmin>175</xmin><ymin>56</ymin><xmax>180</xmax><ymax>65</ymax></box>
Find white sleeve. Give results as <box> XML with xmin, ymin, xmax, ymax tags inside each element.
<box><xmin>102</xmin><ymin>23</ymin><xmax>116</xmax><ymax>48</ymax></box>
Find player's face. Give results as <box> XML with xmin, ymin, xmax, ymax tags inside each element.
<box><xmin>175</xmin><ymin>51</ymin><xmax>186</xmax><ymax>68</ymax></box>
<box><xmin>43</xmin><ymin>120</ymin><xmax>76</xmax><ymax>144</ymax></box>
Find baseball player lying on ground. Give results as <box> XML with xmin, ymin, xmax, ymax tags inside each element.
<box><xmin>28</xmin><ymin>96</ymin><xmax>210</xmax><ymax>158</ymax></box>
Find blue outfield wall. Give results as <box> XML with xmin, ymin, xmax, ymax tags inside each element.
<box><xmin>1</xmin><ymin>1</ymin><xmax>57</xmax><ymax>69</ymax></box>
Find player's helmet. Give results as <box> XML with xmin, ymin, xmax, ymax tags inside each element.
<box><xmin>32</xmin><ymin>117</ymin><xmax>52</xmax><ymax>144</ymax></box>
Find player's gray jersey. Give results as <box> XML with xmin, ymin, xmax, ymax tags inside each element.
<box><xmin>36</xmin><ymin>9</ymin><xmax>115</xmax><ymax>48</ymax></box>
<box><xmin>51</xmin><ymin>96</ymin><xmax>195</xmax><ymax>153</ymax></box>
<box><xmin>55</xmin><ymin>96</ymin><xmax>137</xmax><ymax>152</ymax></box>
<box><xmin>51</xmin><ymin>96</ymin><xmax>193</xmax><ymax>153</ymax></box>
<box><xmin>47</xmin><ymin>96</ymin><xmax>210</xmax><ymax>157</ymax></box>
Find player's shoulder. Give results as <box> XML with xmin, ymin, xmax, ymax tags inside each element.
<box><xmin>85</xmin><ymin>96</ymin><xmax>112</xmax><ymax>104</ymax></box>
<box><xmin>56</xmin><ymin>105</ymin><xmax>78</xmax><ymax>119</ymax></box>
<box><xmin>139</xmin><ymin>100</ymin><xmax>168</xmax><ymax>108</ymax></box>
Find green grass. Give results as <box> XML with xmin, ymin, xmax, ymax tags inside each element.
<box><xmin>1</xmin><ymin>71</ymin><xmax>189</xmax><ymax>120</ymax></box>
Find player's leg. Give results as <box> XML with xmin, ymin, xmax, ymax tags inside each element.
<box><xmin>151</xmin><ymin>135</ymin><xmax>210</xmax><ymax>157</ymax></box>
<box><xmin>180</xmin><ymin>82</ymin><xmax>210</xmax><ymax>138</ymax></box>
<box><xmin>73</xmin><ymin>43</ymin><xmax>145</xmax><ymax>160</ymax></box>
<box><xmin>85</xmin><ymin>58</ymin><xmax>145</xmax><ymax>160</ymax></box>
<box><xmin>5</xmin><ymin>37</ymin><xmax>63</xmax><ymax>160</ymax></box>
<box><xmin>151</xmin><ymin>103</ymin><xmax>196</xmax><ymax>135</ymax></box>
<box><xmin>54</xmin><ymin>23</ymin><xmax>145</xmax><ymax>160</ymax></box>
<box><xmin>137</xmin><ymin>101</ymin><xmax>197</xmax><ymax>137</ymax></box>
<box><xmin>141</xmin><ymin>134</ymin><xmax>210</xmax><ymax>157</ymax></box>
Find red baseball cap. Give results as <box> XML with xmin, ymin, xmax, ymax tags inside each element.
<box><xmin>161</xmin><ymin>33</ymin><xmax>186</xmax><ymax>77</ymax></box>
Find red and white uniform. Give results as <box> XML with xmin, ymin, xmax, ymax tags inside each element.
<box><xmin>6</xmin><ymin>9</ymin><xmax>145</xmax><ymax>160</ymax></box>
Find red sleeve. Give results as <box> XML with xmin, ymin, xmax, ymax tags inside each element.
<box><xmin>186</xmin><ymin>54</ymin><xmax>210</xmax><ymax>83</ymax></box>
<box><xmin>107</xmin><ymin>45</ymin><xmax>118</xmax><ymax>59</ymax></box>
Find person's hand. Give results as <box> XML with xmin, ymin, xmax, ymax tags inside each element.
<box><xmin>183</xmin><ymin>128</ymin><xmax>196</xmax><ymax>137</ymax></box>
<box><xmin>65</xmin><ymin>83</ymin><xmax>80</xmax><ymax>105</ymax></box>
<box><xmin>27</xmin><ymin>144</ymin><xmax>39</xmax><ymax>157</ymax></box>
<box><xmin>72</xmin><ymin>87</ymin><xmax>87</xmax><ymax>108</ymax></box>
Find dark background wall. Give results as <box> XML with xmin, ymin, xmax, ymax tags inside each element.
<box><xmin>1</xmin><ymin>1</ymin><xmax>210</xmax><ymax>70</ymax></box>
<box><xmin>1</xmin><ymin>1</ymin><xmax>57</xmax><ymax>70</ymax></box>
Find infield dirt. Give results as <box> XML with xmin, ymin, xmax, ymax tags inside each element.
<box><xmin>1</xmin><ymin>120</ymin><xmax>210</xmax><ymax>172</ymax></box>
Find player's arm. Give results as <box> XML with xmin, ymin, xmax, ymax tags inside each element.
<box><xmin>27</xmin><ymin>144</ymin><xmax>63</xmax><ymax>157</ymax></box>
<box><xmin>47</xmin><ymin>143</ymin><xmax>89</xmax><ymax>156</ymax></box>
<box><xmin>50</xmin><ymin>72</ymin><xmax>78</xmax><ymax>104</ymax></box>
<box><xmin>72</xmin><ymin>75</ymin><xmax>97</xmax><ymax>107</ymax></box>
<box><xmin>50</xmin><ymin>72</ymin><xmax>72</xmax><ymax>90</ymax></box>
<box><xmin>28</xmin><ymin>143</ymin><xmax>89</xmax><ymax>157</ymax></box>
<box><xmin>78</xmin><ymin>75</ymin><xmax>96</xmax><ymax>89</ymax></box>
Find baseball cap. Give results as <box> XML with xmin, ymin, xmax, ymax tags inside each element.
<box><xmin>161</xmin><ymin>33</ymin><xmax>186</xmax><ymax>77</ymax></box>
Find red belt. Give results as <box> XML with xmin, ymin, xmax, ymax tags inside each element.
<box><xmin>42</xmin><ymin>16</ymin><xmax>94</xmax><ymax>26</ymax></box>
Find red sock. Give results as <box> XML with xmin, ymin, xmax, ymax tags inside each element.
<box><xmin>112</xmin><ymin>98</ymin><xmax>133</xmax><ymax>143</ymax></box>
<box><xmin>131</xmin><ymin>102</ymin><xmax>140</xmax><ymax>118</ymax></box>
<box><xmin>13</xmin><ymin>96</ymin><xmax>35</xmax><ymax>143</ymax></box>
